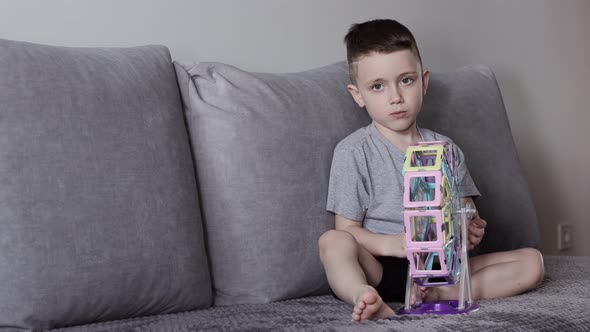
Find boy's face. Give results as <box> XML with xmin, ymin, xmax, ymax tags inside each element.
<box><xmin>347</xmin><ymin>50</ymin><xmax>429</xmax><ymax>138</ymax></box>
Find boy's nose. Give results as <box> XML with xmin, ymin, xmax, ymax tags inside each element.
<box><xmin>389</xmin><ymin>89</ymin><xmax>404</xmax><ymax>104</ymax></box>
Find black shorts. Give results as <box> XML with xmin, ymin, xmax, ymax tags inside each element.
<box><xmin>330</xmin><ymin>256</ymin><xmax>408</xmax><ymax>303</ymax></box>
<box><xmin>374</xmin><ymin>256</ymin><xmax>408</xmax><ymax>303</ymax></box>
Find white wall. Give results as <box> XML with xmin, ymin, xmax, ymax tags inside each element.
<box><xmin>2</xmin><ymin>0</ymin><xmax>589</xmax><ymax>256</ymax></box>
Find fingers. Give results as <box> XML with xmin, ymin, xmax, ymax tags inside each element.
<box><xmin>465</xmin><ymin>215</ymin><xmax>485</xmax><ymax>250</ymax></box>
<box><xmin>468</xmin><ymin>221</ymin><xmax>484</xmax><ymax>246</ymax></box>
<box><xmin>469</xmin><ymin>225</ymin><xmax>485</xmax><ymax>237</ymax></box>
<box><xmin>468</xmin><ymin>230</ymin><xmax>484</xmax><ymax>248</ymax></box>
<box><xmin>470</xmin><ymin>217</ymin><xmax>487</xmax><ymax>228</ymax></box>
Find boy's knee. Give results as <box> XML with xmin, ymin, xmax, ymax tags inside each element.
<box><xmin>521</xmin><ymin>248</ymin><xmax>545</xmax><ymax>286</ymax></box>
<box><xmin>318</xmin><ymin>230</ymin><xmax>356</xmax><ymax>259</ymax></box>
<box><xmin>318</xmin><ymin>229</ymin><xmax>355</xmax><ymax>248</ymax></box>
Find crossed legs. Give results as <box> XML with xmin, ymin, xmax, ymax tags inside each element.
<box><xmin>319</xmin><ymin>229</ymin><xmax>544</xmax><ymax>320</ymax></box>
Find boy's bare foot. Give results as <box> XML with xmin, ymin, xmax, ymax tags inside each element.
<box><xmin>408</xmin><ymin>284</ymin><xmax>428</xmax><ymax>305</ymax></box>
<box><xmin>351</xmin><ymin>286</ymin><xmax>395</xmax><ymax>322</ymax></box>
<box><xmin>423</xmin><ymin>284</ymin><xmax>459</xmax><ymax>302</ymax></box>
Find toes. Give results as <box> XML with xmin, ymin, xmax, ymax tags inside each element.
<box><xmin>360</xmin><ymin>311</ymin><xmax>373</xmax><ymax>322</ymax></box>
<box><xmin>356</xmin><ymin>300</ymin><xmax>366</xmax><ymax>310</ymax></box>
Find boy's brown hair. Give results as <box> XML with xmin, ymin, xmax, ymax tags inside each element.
<box><xmin>344</xmin><ymin>19</ymin><xmax>423</xmax><ymax>84</ymax></box>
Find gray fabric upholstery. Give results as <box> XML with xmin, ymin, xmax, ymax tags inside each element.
<box><xmin>49</xmin><ymin>256</ymin><xmax>590</xmax><ymax>332</ymax></box>
<box><xmin>418</xmin><ymin>65</ymin><xmax>541</xmax><ymax>254</ymax></box>
<box><xmin>0</xmin><ymin>39</ymin><xmax>212</xmax><ymax>330</ymax></box>
<box><xmin>174</xmin><ymin>61</ymin><xmax>371</xmax><ymax>305</ymax></box>
<box><xmin>1</xmin><ymin>35</ymin><xmax>545</xmax><ymax>331</ymax></box>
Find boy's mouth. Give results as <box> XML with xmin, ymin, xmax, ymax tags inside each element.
<box><xmin>390</xmin><ymin>111</ymin><xmax>407</xmax><ymax>119</ymax></box>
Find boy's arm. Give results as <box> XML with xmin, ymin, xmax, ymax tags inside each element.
<box><xmin>335</xmin><ymin>214</ymin><xmax>406</xmax><ymax>258</ymax></box>
<box><xmin>461</xmin><ymin>197</ymin><xmax>487</xmax><ymax>250</ymax></box>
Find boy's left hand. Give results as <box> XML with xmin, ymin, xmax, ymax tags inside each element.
<box><xmin>467</xmin><ymin>214</ymin><xmax>486</xmax><ymax>250</ymax></box>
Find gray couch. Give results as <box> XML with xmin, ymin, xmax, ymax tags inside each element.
<box><xmin>1</xmin><ymin>39</ymin><xmax>589</xmax><ymax>332</ymax></box>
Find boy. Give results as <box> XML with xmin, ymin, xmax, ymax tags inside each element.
<box><xmin>318</xmin><ymin>19</ymin><xmax>545</xmax><ymax>322</ymax></box>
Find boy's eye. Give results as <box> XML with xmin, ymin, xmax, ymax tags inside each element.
<box><xmin>400</xmin><ymin>77</ymin><xmax>415</xmax><ymax>86</ymax></box>
<box><xmin>371</xmin><ymin>83</ymin><xmax>384</xmax><ymax>91</ymax></box>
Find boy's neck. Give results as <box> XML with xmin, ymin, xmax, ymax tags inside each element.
<box><xmin>374</xmin><ymin>122</ymin><xmax>422</xmax><ymax>152</ymax></box>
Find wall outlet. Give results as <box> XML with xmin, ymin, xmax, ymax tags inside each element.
<box><xmin>557</xmin><ymin>223</ymin><xmax>573</xmax><ymax>251</ymax></box>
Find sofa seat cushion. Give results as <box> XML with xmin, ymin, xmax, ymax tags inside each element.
<box><xmin>48</xmin><ymin>256</ymin><xmax>590</xmax><ymax>332</ymax></box>
<box><xmin>0</xmin><ymin>39</ymin><xmax>212</xmax><ymax>330</ymax></box>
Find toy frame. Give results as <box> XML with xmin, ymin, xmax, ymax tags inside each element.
<box><xmin>398</xmin><ymin>141</ymin><xmax>479</xmax><ymax>315</ymax></box>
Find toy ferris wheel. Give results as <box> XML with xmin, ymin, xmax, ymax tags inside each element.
<box><xmin>398</xmin><ymin>141</ymin><xmax>480</xmax><ymax>315</ymax></box>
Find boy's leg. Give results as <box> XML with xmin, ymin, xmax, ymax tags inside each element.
<box><xmin>318</xmin><ymin>230</ymin><xmax>395</xmax><ymax>321</ymax></box>
<box><xmin>467</xmin><ymin>248</ymin><xmax>544</xmax><ymax>299</ymax></box>
<box><xmin>425</xmin><ymin>248</ymin><xmax>544</xmax><ymax>301</ymax></box>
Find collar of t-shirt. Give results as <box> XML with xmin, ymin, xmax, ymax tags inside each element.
<box><xmin>368</xmin><ymin>121</ymin><xmax>427</xmax><ymax>160</ymax></box>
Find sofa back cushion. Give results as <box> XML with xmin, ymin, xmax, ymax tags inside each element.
<box><xmin>418</xmin><ymin>65</ymin><xmax>540</xmax><ymax>254</ymax></box>
<box><xmin>175</xmin><ymin>61</ymin><xmax>539</xmax><ymax>305</ymax></box>
<box><xmin>0</xmin><ymin>39</ymin><xmax>212</xmax><ymax>330</ymax></box>
<box><xmin>175</xmin><ymin>62</ymin><xmax>371</xmax><ymax>305</ymax></box>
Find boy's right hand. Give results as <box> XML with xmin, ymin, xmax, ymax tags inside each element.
<box><xmin>382</xmin><ymin>232</ymin><xmax>406</xmax><ymax>258</ymax></box>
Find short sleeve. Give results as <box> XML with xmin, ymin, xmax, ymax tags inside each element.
<box><xmin>326</xmin><ymin>144</ymin><xmax>370</xmax><ymax>222</ymax></box>
<box><xmin>453</xmin><ymin>144</ymin><xmax>481</xmax><ymax>198</ymax></box>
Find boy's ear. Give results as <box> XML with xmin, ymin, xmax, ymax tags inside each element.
<box><xmin>347</xmin><ymin>84</ymin><xmax>365</xmax><ymax>108</ymax></box>
<box><xmin>422</xmin><ymin>69</ymin><xmax>430</xmax><ymax>96</ymax></box>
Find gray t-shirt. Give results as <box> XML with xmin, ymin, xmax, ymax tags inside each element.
<box><xmin>326</xmin><ymin>122</ymin><xmax>480</xmax><ymax>235</ymax></box>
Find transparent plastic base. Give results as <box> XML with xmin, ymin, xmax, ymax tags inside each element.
<box><xmin>398</xmin><ymin>300</ymin><xmax>480</xmax><ymax>315</ymax></box>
